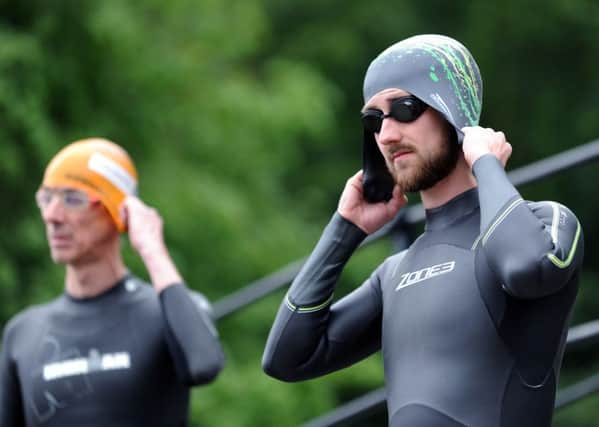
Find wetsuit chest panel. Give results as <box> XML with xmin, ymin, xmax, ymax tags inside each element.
<box><xmin>12</xmin><ymin>295</ymin><xmax>187</xmax><ymax>427</ymax></box>
<box><xmin>381</xmin><ymin>243</ymin><xmax>511</xmax><ymax>427</ymax></box>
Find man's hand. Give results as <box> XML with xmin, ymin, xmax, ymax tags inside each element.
<box><xmin>122</xmin><ymin>196</ymin><xmax>166</xmax><ymax>258</ymax></box>
<box><xmin>122</xmin><ymin>196</ymin><xmax>182</xmax><ymax>292</ymax></box>
<box><xmin>337</xmin><ymin>170</ymin><xmax>407</xmax><ymax>235</ymax></box>
<box><xmin>462</xmin><ymin>126</ymin><xmax>512</xmax><ymax>169</ymax></box>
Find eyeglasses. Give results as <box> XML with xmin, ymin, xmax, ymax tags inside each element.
<box><xmin>361</xmin><ymin>95</ymin><xmax>428</xmax><ymax>134</ymax></box>
<box><xmin>35</xmin><ymin>188</ymin><xmax>97</xmax><ymax>211</ymax></box>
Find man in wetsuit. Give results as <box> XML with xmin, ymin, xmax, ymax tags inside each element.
<box><xmin>0</xmin><ymin>139</ymin><xmax>224</xmax><ymax>427</ymax></box>
<box><xmin>262</xmin><ymin>35</ymin><xmax>584</xmax><ymax>427</ymax></box>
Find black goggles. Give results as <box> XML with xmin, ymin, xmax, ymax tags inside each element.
<box><xmin>361</xmin><ymin>95</ymin><xmax>428</xmax><ymax>134</ymax></box>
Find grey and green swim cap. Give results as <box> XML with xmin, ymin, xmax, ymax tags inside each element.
<box><xmin>363</xmin><ymin>34</ymin><xmax>483</xmax><ymax>139</ymax></box>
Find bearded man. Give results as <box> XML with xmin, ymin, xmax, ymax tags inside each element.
<box><xmin>262</xmin><ymin>34</ymin><xmax>583</xmax><ymax>427</ymax></box>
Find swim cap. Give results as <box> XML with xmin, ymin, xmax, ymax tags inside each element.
<box><xmin>363</xmin><ymin>34</ymin><xmax>483</xmax><ymax>137</ymax></box>
<box><xmin>361</xmin><ymin>34</ymin><xmax>483</xmax><ymax>203</ymax></box>
<box><xmin>42</xmin><ymin>138</ymin><xmax>138</xmax><ymax>233</ymax></box>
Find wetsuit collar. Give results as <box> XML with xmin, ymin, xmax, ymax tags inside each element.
<box><xmin>63</xmin><ymin>274</ymin><xmax>132</xmax><ymax>307</ymax></box>
<box><xmin>424</xmin><ymin>188</ymin><xmax>479</xmax><ymax>231</ymax></box>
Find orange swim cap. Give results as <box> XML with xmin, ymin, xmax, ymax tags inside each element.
<box><xmin>42</xmin><ymin>138</ymin><xmax>138</xmax><ymax>233</ymax></box>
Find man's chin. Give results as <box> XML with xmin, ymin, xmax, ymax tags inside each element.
<box><xmin>389</xmin><ymin>156</ymin><xmax>457</xmax><ymax>193</ymax></box>
<box><xmin>395</xmin><ymin>175</ymin><xmax>443</xmax><ymax>193</ymax></box>
<box><xmin>390</xmin><ymin>169</ymin><xmax>421</xmax><ymax>193</ymax></box>
<box><xmin>49</xmin><ymin>249</ymin><xmax>73</xmax><ymax>265</ymax></box>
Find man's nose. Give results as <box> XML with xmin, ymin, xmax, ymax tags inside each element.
<box><xmin>377</xmin><ymin>117</ymin><xmax>404</xmax><ymax>145</ymax></box>
<box><xmin>41</xmin><ymin>196</ymin><xmax>66</xmax><ymax>223</ymax></box>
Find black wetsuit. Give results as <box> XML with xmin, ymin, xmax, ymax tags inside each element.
<box><xmin>0</xmin><ymin>276</ymin><xmax>225</xmax><ymax>427</ymax></box>
<box><xmin>263</xmin><ymin>155</ymin><xmax>584</xmax><ymax>427</ymax></box>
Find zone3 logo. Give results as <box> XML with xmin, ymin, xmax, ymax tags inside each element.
<box><xmin>395</xmin><ymin>261</ymin><xmax>456</xmax><ymax>291</ymax></box>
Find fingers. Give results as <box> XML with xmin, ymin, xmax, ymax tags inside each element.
<box><xmin>462</xmin><ymin>126</ymin><xmax>507</xmax><ymax>144</ymax></box>
<box><xmin>347</xmin><ymin>170</ymin><xmax>363</xmax><ymax>180</ymax></box>
<box><xmin>498</xmin><ymin>140</ymin><xmax>513</xmax><ymax>167</ymax></box>
<box><xmin>122</xmin><ymin>196</ymin><xmax>142</xmax><ymax>221</ymax></box>
<box><xmin>124</xmin><ymin>196</ymin><xmax>156</xmax><ymax>217</ymax></box>
<box><xmin>124</xmin><ymin>196</ymin><xmax>166</xmax><ymax>259</ymax></box>
<box><xmin>123</xmin><ymin>196</ymin><xmax>163</xmax><ymax>234</ymax></box>
<box><xmin>123</xmin><ymin>195</ymin><xmax>146</xmax><ymax>211</ymax></box>
<box><xmin>120</xmin><ymin>196</ymin><xmax>149</xmax><ymax>228</ymax></box>
<box><xmin>461</xmin><ymin>126</ymin><xmax>512</xmax><ymax>168</ymax></box>
<box><xmin>346</xmin><ymin>170</ymin><xmax>364</xmax><ymax>188</ymax></box>
<box><xmin>386</xmin><ymin>185</ymin><xmax>408</xmax><ymax>213</ymax></box>
<box><xmin>338</xmin><ymin>170</ymin><xmax>364</xmax><ymax>213</ymax></box>
<box><xmin>391</xmin><ymin>185</ymin><xmax>408</xmax><ymax>205</ymax></box>
<box><xmin>119</xmin><ymin>201</ymin><xmax>129</xmax><ymax>226</ymax></box>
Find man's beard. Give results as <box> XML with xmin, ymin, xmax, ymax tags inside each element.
<box><xmin>388</xmin><ymin>130</ymin><xmax>460</xmax><ymax>193</ymax></box>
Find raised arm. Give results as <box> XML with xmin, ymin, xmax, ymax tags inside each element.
<box><xmin>263</xmin><ymin>171</ymin><xmax>406</xmax><ymax>381</ymax></box>
<box><xmin>463</xmin><ymin>127</ymin><xmax>584</xmax><ymax>299</ymax></box>
<box><xmin>123</xmin><ymin>197</ymin><xmax>225</xmax><ymax>385</ymax></box>
<box><xmin>262</xmin><ymin>213</ymin><xmax>385</xmax><ymax>381</ymax></box>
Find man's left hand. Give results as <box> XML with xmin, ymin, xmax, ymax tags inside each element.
<box><xmin>462</xmin><ymin>126</ymin><xmax>512</xmax><ymax>169</ymax></box>
<box><xmin>122</xmin><ymin>196</ymin><xmax>166</xmax><ymax>259</ymax></box>
<box><xmin>121</xmin><ymin>196</ymin><xmax>183</xmax><ymax>292</ymax></box>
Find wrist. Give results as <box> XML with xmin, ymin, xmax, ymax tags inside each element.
<box><xmin>151</xmin><ymin>267</ymin><xmax>183</xmax><ymax>293</ymax></box>
<box><xmin>155</xmin><ymin>280</ymin><xmax>183</xmax><ymax>294</ymax></box>
<box><xmin>337</xmin><ymin>207</ymin><xmax>354</xmax><ymax>224</ymax></box>
<box><xmin>140</xmin><ymin>245</ymin><xmax>183</xmax><ymax>292</ymax></box>
<box><xmin>136</xmin><ymin>238</ymin><xmax>167</xmax><ymax>260</ymax></box>
<box><xmin>467</xmin><ymin>149</ymin><xmax>490</xmax><ymax>168</ymax></box>
<box><xmin>471</xmin><ymin>153</ymin><xmax>501</xmax><ymax>178</ymax></box>
<box><xmin>336</xmin><ymin>209</ymin><xmax>370</xmax><ymax>234</ymax></box>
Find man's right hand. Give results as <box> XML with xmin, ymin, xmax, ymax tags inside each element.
<box><xmin>337</xmin><ymin>170</ymin><xmax>407</xmax><ymax>234</ymax></box>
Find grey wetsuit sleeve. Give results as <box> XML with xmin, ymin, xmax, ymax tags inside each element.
<box><xmin>160</xmin><ymin>284</ymin><xmax>225</xmax><ymax>385</ymax></box>
<box><xmin>262</xmin><ymin>213</ymin><xmax>384</xmax><ymax>382</ymax></box>
<box><xmin>473</xmin><ymin>154</ymin><xmax>584</xmax><ymax>298</ymax></box>
<box><xmin>0</xmin><ymin>322</ymin><xmax>25</xmax><ymax>427</ymax></box>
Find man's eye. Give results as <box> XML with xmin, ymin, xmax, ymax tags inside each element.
<box><xmin>64</xmin><ymin>193</ymin><xmax>87</xmax><ymax>206</ymax></box>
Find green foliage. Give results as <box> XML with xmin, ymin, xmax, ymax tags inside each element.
<box><xmin>1</xmin><ymin>0</ymin><xmax>598</xmax><ymax>425</ymax></box>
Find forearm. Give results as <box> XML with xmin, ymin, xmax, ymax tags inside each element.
<box><xmin>160</xmin><ymin>284</ymin><xmax>225</xmax><ymax>385</ymax></box>
<box><xmin>286</xmin><ymin>212</ymin><xmax>367</xmax><ymax>308</ymax></box>
<box><xmin>263</xmin><ymin>213</ymin><xmax>381</xmax><ymax>381</ymax></box>
<box><xmin>472</xmin><ymin>154</ymin><xmax>521</xmax><ymax>231</ymax></box>
<box><xmin>139</xmin><ymin>242</ymin><xmax>183</xmax><ymax>293</ymax></box>
<box><xmin>263</xmin><ymin>282</ymin><xmax>382</xmax><ymax>381</ymax></box>
<box><xmin>262</xmin><ymin>303</ymin><xmax>332</xmax><ymax>382</ymax></box>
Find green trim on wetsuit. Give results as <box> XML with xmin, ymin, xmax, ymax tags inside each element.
<box><xmin>285</xmin><ymin>293</ymin><xmax>335</xmax><ymax>313</ymax></box>
<box><xmin>547</xmin><ymin>217</ymin><xmax>582</xmax><ymax>268</ymax></box>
